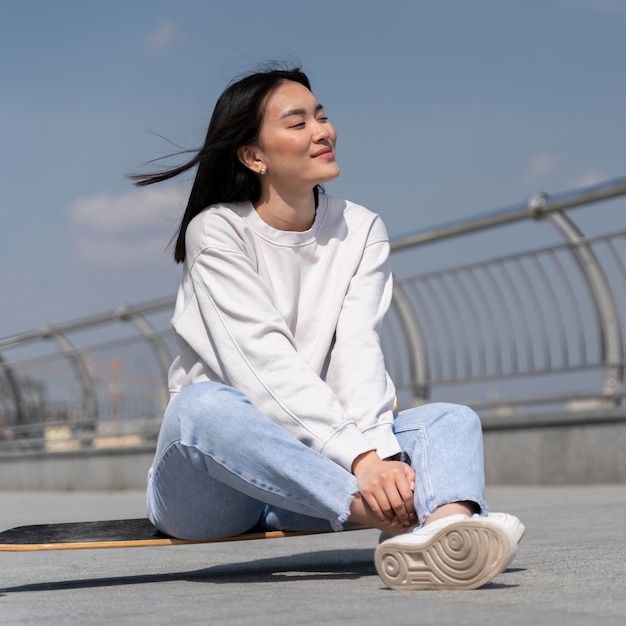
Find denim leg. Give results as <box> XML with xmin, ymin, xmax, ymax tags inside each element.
<box><xmin>393</xmin><ymin>403</ymin><xmax>488</xmax><ymax>524</ymax></box>
<box><xmin>146</xmin><ymin>382</ymin><xmax>359</xmax><ymax>539</ymax></box>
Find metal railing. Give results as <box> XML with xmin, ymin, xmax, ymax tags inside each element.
<box><xmin>388</xmin><ymin>177</ymin><xmax>626</xmax><ymax>412</ymax></box>
<box><xmin>388</xmin><ymin>229</ymin><xmax>625</xmax><ymax>411</ymax></box>
<box><xmin>1</xmin><ymin>176</ymin><xmax>625</xmax><ymax>451</ymax></box>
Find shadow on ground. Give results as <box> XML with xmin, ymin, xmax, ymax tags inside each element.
<box><xmin>0</xmin><ymin>548</ymin><xmax>523</xmax><ymax>595</ymax></box>
<box><xmin>1</xmin><ymin>548</ymin><xmax>376</xmax><ymax>593</ymax></box>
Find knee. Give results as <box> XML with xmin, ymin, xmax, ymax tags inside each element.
<box><xmin>175</xmin><ymin>382</ymin><xmax>245</xmax><ymax>415</ymax></box>
<box><xmin>398</xmin><ymin>402</ymin><xmax>482</xmax><ymax>434</ymax></box>
<box><xmin>436</xmin><ymin>403</ymin><xmax>482</xmax><ymax>433</ymax></box>
<box><xmin>172</xmin><ymin>382</ymin><xmax>249</xmax><ymax>436</ymax></box>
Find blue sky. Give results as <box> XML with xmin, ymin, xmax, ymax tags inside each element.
<box><xmin>1</xmin><ymin>0</ymin><xmax>625</xmax><ymax>337</ymax></box>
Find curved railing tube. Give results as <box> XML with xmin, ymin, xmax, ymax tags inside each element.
<box><xmin>0</xmin><ymin>353</ymin><xmax>25</xmax><ymax>426</ymax></box>
<box><xmin>546</xmin><ymin>211</ymin><xmax>623</xmax><ymax>403</ymax></box>
<box><xmin>113</xmin><ymin>306</ymin><xmax>172</xmax><ymax>409</ymax></box>
<box><xmin>390</xmin><ymin>281</ymin><xmax>430</xmax><ymax>403</ymax></box>
<box><xmin>44</xmin><ymin>330</ymin><xmax>99</xmax><ymax>423</ymax></box>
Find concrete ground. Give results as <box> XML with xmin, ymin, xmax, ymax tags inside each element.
<box><xmin>1</xmin><ymin>485</ymin><xmax>625</xmax><ymax>625</ymax></box>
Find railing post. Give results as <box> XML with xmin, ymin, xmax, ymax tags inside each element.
<box><xmin>391</xmin><ymin>280</ymin><xmax>431</xmax><ymax>405</ymax></box>
<box><xmin>0</xmin><ymin>352</ymin><xmax>25</xmax><ymax>427</ymax></box>
<box><xmin>114</xmin><ymin>306</ymin><xmax>171</xmax><ymax>408</ymax></box>
<box><xmin>528</xmin><ymin>195</ymin><xmax>624</xmax><ymax>404</ymax></box>
<box><xmin>44</xmin><ymin>330</ymin><xmax>99</xmax><ymax>423</ymax></box>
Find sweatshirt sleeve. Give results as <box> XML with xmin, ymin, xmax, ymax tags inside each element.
<box><xmin>173</xmin><ymin>211</ymin><xmax>375</xmax><ymax>471</ymax></box>
<box><xmin>323</xmin><ymin>214</ymin><xmax>401</xmax><ymax>460</ymax></box>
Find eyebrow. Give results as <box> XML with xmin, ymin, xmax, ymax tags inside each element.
<box><xmin>279</xmin><ymin>103</ymin><xmax>324</xmax><ymax>120</ymax></box>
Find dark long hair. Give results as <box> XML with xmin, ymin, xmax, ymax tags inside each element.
<box><xmin>131</xmin><ymin>66</ymin><xmax>319</xmax><ymax>263</ymax></box>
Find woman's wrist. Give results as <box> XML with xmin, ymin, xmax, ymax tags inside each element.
<box><xmin>351</xmin><ymin>450</ymin><xmax>380</xmax><ymax>475</ymax></box>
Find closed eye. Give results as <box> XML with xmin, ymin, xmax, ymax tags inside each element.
<box><xmin>289</xmin><ymin>115</ymin><xmax>328</xmax><ymax>130</ymax></box>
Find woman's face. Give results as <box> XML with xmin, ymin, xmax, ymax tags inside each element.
<box><xmin>255</xmin><ymin>80</ymin><xmax>339</xmax><ymax>190</ymax></box>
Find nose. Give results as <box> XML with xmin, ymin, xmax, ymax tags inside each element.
<box><xmin>313</xmin><ymin>120</ymin><xmax>331</xmax><ymax>142</ymax></box>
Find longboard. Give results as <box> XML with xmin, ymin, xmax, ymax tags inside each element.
<box><xmin>0</xmin><ymin>518</ymin><xmax>366</xmax><ymax>552</ymax></box>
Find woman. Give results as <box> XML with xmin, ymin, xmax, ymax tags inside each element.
<box><xmin>134</xmin><ymin>65</ymin><xmax>523</xmax><ymax>590</ymax></box>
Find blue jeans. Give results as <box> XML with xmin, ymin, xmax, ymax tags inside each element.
<box><xmin>146</xmin><ymin>382</ymin><xmax>487</xmax><ymax>540</ymax></box>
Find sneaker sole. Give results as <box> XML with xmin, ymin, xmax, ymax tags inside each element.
<box><xmin>374</xmin><ymin>519</ymin><xmax>513</xmax><ymax>590</ymax></box>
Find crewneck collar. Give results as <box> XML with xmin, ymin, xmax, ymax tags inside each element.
<box><xmin>245</xmin><ymin>194</ymin><xmax>328</xmax><ymax>246</ymax></box>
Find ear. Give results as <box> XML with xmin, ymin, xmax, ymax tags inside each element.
<box><xmin>237</xmin><ymin>145</ymin><xmax>264</xmax><ymax>174</ymax></box>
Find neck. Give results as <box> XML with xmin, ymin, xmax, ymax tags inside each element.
<box><xmin>253</xmin><ymin>186</ymin><xmax>317</xmax><ymax>232</ymax></box>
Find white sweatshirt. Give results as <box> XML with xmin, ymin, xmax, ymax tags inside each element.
<box><xmin>167</xmin><ymin>193</ymin><xmax>401</xmax><ymax>471</ymax></box>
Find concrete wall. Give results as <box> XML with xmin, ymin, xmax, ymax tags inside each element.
<box><xmin>0</xmin><ymin>446</ymin><xmax>154</xmax><ymax>491</ymax></box>
<box><xmin>1</xmin><ymin>410</ymin><xmax>625</xmax><ymax>490</ymax></box>
<box><xmin>483</xmin><ymin>409</ymin><xmax>626</xmax><ymax>484</ymax></box>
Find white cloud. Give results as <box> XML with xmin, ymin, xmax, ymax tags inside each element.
<box><xmin>568</xmin><ymin>170</ymin><xmax>609</xmax><ymax>188</ymax></box>
<box><xmin>69</xmin><ymin>185</ymin><xmax>187</xmax><ymax>268</ymax></box>
<box><xmin>143</xmin><ymin>19</ymin><xmax>184</xmax><ymax>55</ymax></box>
<box><xmin>521</xmin><ymin>153</ymin><xmax>565</xmax><ymax>185</ymax></box>
<box><xmin>70</xmin><ymin>186</ymin><xmax>183</xmax><ymax>235</ymax></box>
<box><xmin>74</xmin><ymin>236</ymin><xmax>173</xmax><ymax>269</ymax></box>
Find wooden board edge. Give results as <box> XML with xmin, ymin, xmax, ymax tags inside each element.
<box><xmin>0</xmin><ymin>538</ymin><xmax>189</xmax><ymax>551</ymax></box>
<box><xmin>0</xmin><ymin>526</ymin><xmax>370</xmax><ymax>552</ymax></box>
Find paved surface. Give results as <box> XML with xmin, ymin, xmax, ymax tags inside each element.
<box><xmin>1</xmin><ymin>485</ymin><xmax>625</xmax><ymax>625</ymax></box>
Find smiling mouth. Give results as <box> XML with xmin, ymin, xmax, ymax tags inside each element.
<box><xmin>312</xmin><ymin>147</ymin><xmax>333</xmax><ymax>158</ymax></box>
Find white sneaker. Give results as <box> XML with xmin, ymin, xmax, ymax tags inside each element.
<box><xmin>487</xmin><ymin>512</ymin><xmax>526</xmax><ymax>544</ymax></box>
<box><xmin>379</xmin><ymin>512</ymin><xmax>525</xmax><ymax>545</ymax></box>
<box><xmin>483</xmin><ymin>512</ymin><xmax>525</xmax><ymax>567</ymax></box>
<box><xmin>374</xmin><ymin>514</ymin><xmax>517</xmax><ymax>590</ymax></box>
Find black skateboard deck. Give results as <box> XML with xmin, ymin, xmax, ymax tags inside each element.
<box><xmin>0</xmin><ymin>518</ymin><xmax>366</xmax><ymax>551</ymax></box>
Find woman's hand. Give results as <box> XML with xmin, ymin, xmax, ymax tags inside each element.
<box><xmin>351</xmin><ymin>450</ymin><xmax>417</xmax><ymax>529</ymax></box>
